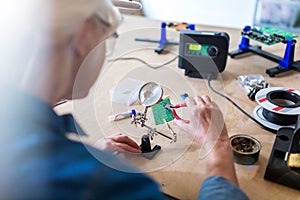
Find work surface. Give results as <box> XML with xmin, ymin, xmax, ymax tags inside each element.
<box><xmin>55</xmin><ymin>15</ymin><xmax>300</xmax><ymax>199</ymax></box>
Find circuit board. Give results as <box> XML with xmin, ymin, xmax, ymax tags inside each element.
<box><xmin>151</xmin><ymin>98</ymin><xmax>174</xmax><ymax>125</ymax></box>
<box><xmin>241</xmin><ymin>26</ymin><xmax>298</xmax><ymax>45</ymax></box>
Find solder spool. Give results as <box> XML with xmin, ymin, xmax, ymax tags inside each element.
<box><xmin>253</xmin><ymin>87</ymin><xmax>300</xmax><ymax>131</ymax></box>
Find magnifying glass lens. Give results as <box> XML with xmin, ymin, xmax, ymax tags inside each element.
<box><xmin>139</xmin><ymin>82</ymin><xmax>163</xmax><ymax>107</ymax></box>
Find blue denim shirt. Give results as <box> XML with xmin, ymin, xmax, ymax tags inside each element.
<box><xmin>199</xmin><ymin>176</ymin><xmax>249</xmax><ymax>200</ymax></box>
<box><xmin>0</xmin><ymin>88</ymin><xmax>249</xmax><ymax>200</ymax></box>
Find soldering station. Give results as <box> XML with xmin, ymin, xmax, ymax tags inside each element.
<box><xmin>178</xmin><ymin>30</ymin><xmax>229</xmax><ymax>78</ymax></box>
<box><xmin>107</xmin><ymin>0</ymin><xmax>300</xmax><ymax>193</ymax></box>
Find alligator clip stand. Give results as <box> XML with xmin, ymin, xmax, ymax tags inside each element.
<box><xmin>229</xmin><ymin>26</ymin><xmax>300</xmax><ymax>77</ymax></box>
<box><xmin>264</xmin><ymin>114</ymin><xmax>300</xmax><ymax>190</ymax></box>
<box><xmin>140</xmin><ymin>134</ymin><xmax>161</xmax><ymax>160</ymax></box>
<box><xmin>135</xmin><ymin>22</ymin><xmax>194</xmax><ymax>54</ymax></box>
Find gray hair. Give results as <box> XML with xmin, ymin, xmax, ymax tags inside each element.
<box><xmin>0</xmin><ymin>0</ymin><xmax>120</xmax><ymax>85</ymax></box>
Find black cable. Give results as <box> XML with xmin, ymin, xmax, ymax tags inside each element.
<box><xmin>107</xmin><ymin>55</ymin><xmax>178</xmax><ymax>69</ymax></box>
<box><xmin>207</xmin><ymin>74</ymin><xmax>268</xmax><ymax>130</ymax></box>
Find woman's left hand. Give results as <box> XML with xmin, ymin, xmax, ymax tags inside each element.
<box><xmin>94</xmin><ymin>133</ymin><xmax>142</xmax><ymax>154</ymax></box>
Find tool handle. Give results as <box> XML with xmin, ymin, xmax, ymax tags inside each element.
<box><xmin>172</xmin><ymin>110</ymin><xmax>190</xmax><ymax>124</ymax></box>
<box><xmin>173</xmin><ymin>103</ymin><xmax>187</xmax><ymax>108</ymax></box>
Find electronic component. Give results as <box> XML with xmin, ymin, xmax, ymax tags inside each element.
<box><xmin>229</xmin><ymin>25</ymin><xmax>300</xmax><ymax>77</ymax></box>
<box><xmin>241</xmin><ymin>26</ymin><xmax>298</xmax><ymax>45</ymax></box>
<box><xmin>151</xmin><ymin>98</ymin><xmax>175</xmax><ymax>125</ymax></box>
<box><xmin>178</xmin><ymin>30</ymin><xmax>229</xmax><ymax>78</ymax></box>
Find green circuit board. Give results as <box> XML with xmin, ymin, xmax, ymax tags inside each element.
<box><xmin>151</xmin><ymin>98</ymin><xmax>174</xmax><ymax>125</ymax></box>
<box><xmin>241</xmin><ymin>26</ymin><xmax>298</xmax><ymax>45</ymax></box>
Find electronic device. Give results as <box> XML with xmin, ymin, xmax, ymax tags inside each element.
<box><xmin>229</xmin><ymin>25</ymin><xmax>300</xmax><ymax>77</ymax></box>
<box><xmin>241</xmin><ymin>26</ymin><xmax>298</xmax><ymax>46</ymax></box>
<box><xmin>178</xmin><ymin>30</ymin><xmax>230</xmax><ymax>78</ymax></box>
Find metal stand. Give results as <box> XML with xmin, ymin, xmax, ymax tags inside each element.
<box><xmin>135</xmin><ymin>22</ymin><xmax>194</xmax><ymax>54</ymax></box>
<box><xmin>229</xmin><ymin>26</ymin><xmax>300</xmax><ymax>77</ymax></box>
<box><xmin>131</xmin><ymin>104</ymin><xmax>177</xmax><ymax>160</ymax></box>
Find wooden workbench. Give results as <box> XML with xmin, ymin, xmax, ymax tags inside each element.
<box><xmin>55</xmin><ymin>15</ymin><xmax>300</xmax><ymax>200</ymax></box>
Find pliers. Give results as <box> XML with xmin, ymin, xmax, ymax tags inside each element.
<box><xmin>162</xmin><ymin>102</ymin><xmax>190</xmax><ymax>124</ymax></box>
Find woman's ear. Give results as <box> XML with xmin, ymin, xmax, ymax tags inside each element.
<box><xmin>71</xmin><ymin>15</ymin><xmax>105</xmax><ymax>58</ymax></box>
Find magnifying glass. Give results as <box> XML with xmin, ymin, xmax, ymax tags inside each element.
<box><xmin>139</xmin><ymin>82</ymin><xmax>163</xmax><ymax>107</ymax></box>
<box><xmin>135</xmin><ymin>82</ymin><xmax>176</xmax><ymax>143</ymax></box>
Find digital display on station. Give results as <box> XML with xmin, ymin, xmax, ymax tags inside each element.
<box><xmin>185</xmin><ymin>43</ymin><xmax>209</xmax><ymax>56</ymax></box>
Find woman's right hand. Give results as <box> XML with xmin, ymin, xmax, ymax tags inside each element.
<box><xmin>174</xmin><ymin>95</ymin><xmax>238</xmax><ymax>185</ymax></box>
<box><xmin>174</xmin><ymin>95</ymin><xmax>229</xmax><ymax>147</ymax></box>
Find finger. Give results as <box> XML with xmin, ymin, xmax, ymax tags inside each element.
<box><xmin>173</xmin><ymin>119</ymin><xmax>190</xmax><ymax>132</ymax></box>
<box><xmin>174</xmin><ymin>119</ymin><xmax>202</xmax><ymax>142</ymax></box>
<box><xmin>185</xmin><ymin>97</ymin><xmax>197</xmax><ymax>108</ymax></box>
<box><xmin>194</xmin><ymin>96</ymin><xmax>206</xmax><ymax>106</ymax></box>
<box><xmin>202</xmin><ymin>95</ymin><xmax>212</xmax><ymax>104</ymax></box>
<box><xmin>93</xmin><ymin>138</ymin><xmax>114</xmax><ymax>152</ymax></box>
<box><xmin>211</xmin><ymin>101</ymin><xmax>220</xmax><ymax>109</ymax></box>
<box><xmin>111</xmin><ymin>134</ymin><xmax>140</xmax><ymax>149</ymax></box>
<box><xmin>114</xmin><ymin>143</ymin><xmax>142</xmax><ymax>154</ymax></box>
<box><xmin>106</xmin><ymin>133</ymin><xmax>122</xmax><ymax>140</ymax></box>
<box><xmin>108</xmin><ymin>133</ymin><xmax>122</xmax><ymax>137</ymax></box>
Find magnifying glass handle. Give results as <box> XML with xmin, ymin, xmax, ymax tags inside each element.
<box><xmin>143</xmin><ymin>107</ymin><xmax>148</xmax><ymax>116</ymax></box>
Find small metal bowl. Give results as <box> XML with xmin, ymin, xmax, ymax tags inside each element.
<box><xmin>230</xmin><ymin>134</ymin><xmax>262</xmax><ymax>165</ymax></box>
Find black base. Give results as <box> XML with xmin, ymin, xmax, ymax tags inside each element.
<box><xmin>135</xmin><ymin>37</ymin><xmax>178</xmax><ymax>54</ymax></box>
<box><xmin>266</xmin><ymin>61</ymin><xmax>300</xmax><ymax>77</ymax></box>
<box><xmin>140</xmin><ymin>135</ymin><xmax>161</xmax><ymax>160</ymax></box>
<box><xmin>229</xmin><ymin>46</ymin><xmax>300</xmax><ymax>77</ymax></box>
